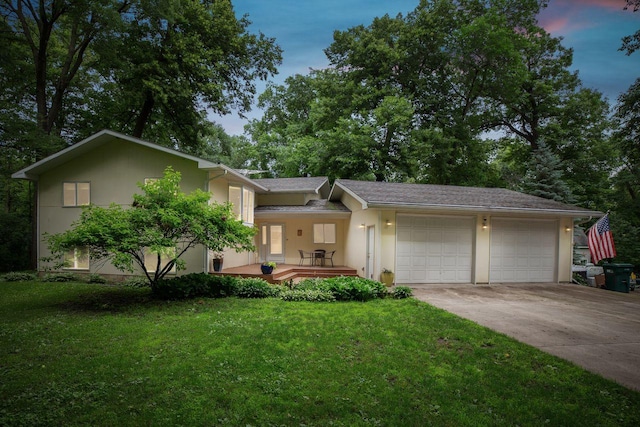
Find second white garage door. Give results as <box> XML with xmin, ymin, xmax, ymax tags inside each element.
<box><xmin>396</xmin><ymin>215</ymin><xmax>474</xmax><ymax>284</ymax></box>
<box><xmin>490</xmin><ymin>219</ymin><xmax>557</xmax><ymax>283</ymax></box>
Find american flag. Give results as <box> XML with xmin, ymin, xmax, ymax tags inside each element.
<box><xmin>588</xmin><ymin>214</ymin><xmax>616</xmax><ymax>264</ymax></box>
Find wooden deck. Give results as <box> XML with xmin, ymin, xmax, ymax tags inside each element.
<box><xmin>210</xmin><ymin>264</ymin><xmax>359</xmax><ymax>284</ymax></box>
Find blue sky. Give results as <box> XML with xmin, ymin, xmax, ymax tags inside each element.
<box><xmin>215</xmin><ymin>0</ymin><xmax>639</xmax><ymax>135</ymax></box>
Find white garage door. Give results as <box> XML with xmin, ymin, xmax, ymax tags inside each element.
<box><xmin>490</xmin><ymin>219</ymin><xmax>557</xmax><ymax>283</ymax></box>
<box><xmin>396</xmin><ymin>215</ymin><xmax>473</xmax><ymax>284</ymax></box>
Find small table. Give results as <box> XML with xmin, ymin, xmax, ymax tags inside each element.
<box><xmin>313</xmin><ymin>250</ymin><xmax>326</xmax><ymax>266</ymax></box>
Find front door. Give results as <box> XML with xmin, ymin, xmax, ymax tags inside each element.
<box><xmin>261</xmin><ymin>224</ymin><xmax>285</xmax><ymax>263</ymax></box>
<box><xmin>366</xmin><ymin>225</ymin><xmax>375</xmax><ymax>280</ymax></box>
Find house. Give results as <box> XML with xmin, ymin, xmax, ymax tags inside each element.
<box><xmin>12</xmin><ymin>130</ymin><xmax>602</xmax><ymax>284</ymax></box>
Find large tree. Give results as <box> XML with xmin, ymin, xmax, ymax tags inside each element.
<box><xmin>46</xmin><ymin>167</ymin><xmax>255</xmax><ymax>287</ymax></box>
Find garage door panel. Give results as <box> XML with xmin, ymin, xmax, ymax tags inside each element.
<box><xmin>397</xmin><ymin>215</ymin><xmax>474</xmax><ymax>284</ymax></box>
<box><xmin>490</xmin><ymin>219</ymin><xmax>557</xmax><ymax>283</ymax></box>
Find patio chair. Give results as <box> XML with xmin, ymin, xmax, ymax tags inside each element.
<box><xmin>323</xmin><ymin>250</ymin><xmax>335</xmax><ymax>267</ymax></box>
<box><xmin>298</xmin><ymin>250</ymin><xmax>314</xmax><ymax>266</ymax></box>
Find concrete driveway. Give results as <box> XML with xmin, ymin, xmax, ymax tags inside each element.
<box><xmin>411</xmin><ymin>283</ymin><xmax>640</xmax><ymax>391</ymax></box>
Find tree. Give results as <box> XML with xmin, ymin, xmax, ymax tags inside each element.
<box><xmin>521</xmin><ymin>141</ymin><xmax>573</xmax><ymax>203</ymax></box>
<box><xmin>87</xmin><ymin>0</ymin><xmax>282</xmax><ymax>147</ymax></box>
<box><xmin>45</xmin><ymin>167</ymin><xmax>255</xmax><ymax>287</ymax></box>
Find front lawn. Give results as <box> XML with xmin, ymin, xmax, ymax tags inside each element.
<box><xmin>1</xmin><ymin>281</ymin><xmax>639</xmax><ymax>426</ymax></box>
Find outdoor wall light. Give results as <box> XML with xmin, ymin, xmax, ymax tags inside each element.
<box><xmin>482</xmin><ymin>217</ymin><xmax>488</xmax><ymax>230</ymax></box>
<box><xmin>359</xmin><ymin>223</ymin><xmax>366</xmax><ymax>229</ymax></box>
<box><xmin>565</xmin><ymin>226</ymin><xmax>572</xmax><ymax>232</ymax></box>
<box><xmin>385</xmin><ymin>219</ymin><xmax>392</xmax><ymax>226</ymax></box>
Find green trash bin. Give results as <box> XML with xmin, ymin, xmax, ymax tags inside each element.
<box><xmin>602</xmin><ymin>264</ymin><xmax>634</xmax><ymax>293</ymax></box>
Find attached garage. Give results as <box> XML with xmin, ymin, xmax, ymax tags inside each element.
<box><xmin>396</xmin><ymin>215</ymin><xmax>474</xmax><ymax>284</ymax></box>
<box><xmin>490</xmin><ymin>219</ymin><xmax>558</xmax><ymax>283</ymax></box>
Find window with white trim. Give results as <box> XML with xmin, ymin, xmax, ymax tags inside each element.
<box><xmin>229</xmin><ymin>185</ymin><xmax>254</xmax><ymax>224</ymax></box>
<box><xmin>313</xmin><ymin>223</ymin><xmax>336</xmax><ymax>244</ymax></box>
<box><xmin>144</xmin><ymin>247</ymin><xmax>176</xmax><ymax>274</ymax></box>
<box><xmin>63</xmin><ymin>182</ymin><xmax>90</xmax><ymax>206</ymax></box>
<box><xmin>64</xmin><ymin>247</ymin><xmax>89</xmax><ymax>270</ymax></box>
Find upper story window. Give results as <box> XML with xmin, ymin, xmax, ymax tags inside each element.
<box><xmin>314</xmin><ymin>223</ymin><xmax>336</xmax><ymax>244</ymax></box>
<box><xmin>63</xmin><ymin>182</ymin><xmax>90</xmax><ymax>207</ymax></box>
<box><xmin>229</xmin><ymin>185</ymin><xmax>254</xmax><ymax>224</ymax></box>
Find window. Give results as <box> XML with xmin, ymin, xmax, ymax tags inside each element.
<box><xmin>313</xmin><ymin>223</ymin><xmax>336</xmax><ymax>244</ymax></box>
<box><xmin>63</xmin><ymin>182</ymin><xmax>90</xmax><ymax>206</ymax></box>
<box><xmin>144</xmin><ymin>247</ymin><xmax>176</xmax><ymax>274</ymax></box>
<box><xmin>64</xmin><ymin>247</ymin><xmax>89</xmax><ymax>270</ymax></box>
<box><xmin>229</xmin><ymin>185</ymin><xmax>254</xmax><ymax>224</ymax></box>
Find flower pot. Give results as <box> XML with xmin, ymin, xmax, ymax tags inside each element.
<box><xmin>380</xmin><ymin>272</ymin><xmax>394</xmax><ymax>287</ymax></box>
<box><xmin>212</xmin><ymin>258</ymin><xmax>223</xmax><ymax>272</ymax></box>
<box><xmin>261</xmin><ymin>265</ymin><xmax>274</xmax><ymax>275</ymax></box>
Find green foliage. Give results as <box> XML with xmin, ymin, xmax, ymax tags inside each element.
<box><xmin>522</xmin><ymin>141</ymin><xmax>574</xmax><ymax>203</ymax></box>
<box><xmin>234</xmin><ymin>278</ymin><xmax>281</xmax><ymax>299</ymax></box>
<box><xmin>392</xmin><ymin>286</ymin><xmax>414</xmax><ymax>299</ymax></box>
<box><xmin>153</xmin><ymin>273</ymin><xmax>239</xmax><ymax>300</ymax></box>
<box><xmin>123</xmin><ymin>276</ymin><xmax>151</xmax><ymax>289</ymax></box>
<box><xmin>1</xmin><ymin>271</ymin><xmax>37</xmax><ymax>282</ymax></box>
<box><xmin>87</xmin><ymin>274</ymin><xmax>107</xmax><ymax>284</ymax></box>
<box><xmin>46</xmin><ymin>167</ymin><xmax>256</xmax><ymax>288</ymax></box>
<box><xmin>297</xmin><ymin>276</ymin><xmax>388</xmax><ymax>301</ymax></box>
<box><xmin>280</xmin><ymin>289</ymin><xmax>336</xmax><ymax>302</ymax></box>
<box><xmin>41</xmin><ymin>273</ymin><xmax>79</xmax><ymax>283</ymax></box>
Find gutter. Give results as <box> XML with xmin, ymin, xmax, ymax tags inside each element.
<box><xmin>367</xmin><ymin>202</ymin><xmax>603</xmax><ymax>217</ymax></box>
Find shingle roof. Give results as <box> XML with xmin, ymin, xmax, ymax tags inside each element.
<box><xmin>252</xmin><ymin>177</ymin><xmax>329</xmax><ymax>194</ymax></box>
<box><xmin>255</xmin><ymin>199</ymin><xmax>350</xmax><ymax>215</ymax></box>
<box><xmin>331</xmin><ymin>179</ymin><xmax>600</xmax><ymax>216</ymax></box>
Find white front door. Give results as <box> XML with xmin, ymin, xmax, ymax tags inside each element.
<box><xmin>366</xmin><ymin>225</ymin><xmax>375</xmax><ymax>280</ymax></box>
<box><xmin>261</xmin><ymin>224</ymin><xmax>285</xmax><ymax>263</ymax></box>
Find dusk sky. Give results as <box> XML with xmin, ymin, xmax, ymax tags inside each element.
<box><xmin>215</xmin><ymin>0</ymin><xmax>640</xmax><ymax>135</ymax></box>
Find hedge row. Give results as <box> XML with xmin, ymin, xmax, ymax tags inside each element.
<box><xmin>153</xmin><ymin>273</ymin><xmax>413</xmax><ymax>301</ymax></box>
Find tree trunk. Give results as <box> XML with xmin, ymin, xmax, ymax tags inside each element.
<box><xmin>133</xmin><ymin>92</ymin><xmax>155</xmax><ymax>138</ymax></box>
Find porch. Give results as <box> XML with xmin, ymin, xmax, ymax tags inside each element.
<box><xmin>210</xmin><ymin>264</ymin><xmax>359</xmax><ymax>284</ymax></box>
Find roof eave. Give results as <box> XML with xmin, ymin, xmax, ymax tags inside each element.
<box><xmin>330</xmin><ymin>180</ymin><xmax>368</xmax><ymax>209</ymax></box>
<box><xmin>367</xmin><ymin>202</ymin><xmax>603</xmax><ymax>217</ymax></box>
<box><xmin>255</xmin><ymin>211</ymin><xmax>351</xmax><ymax>218</ymax></box>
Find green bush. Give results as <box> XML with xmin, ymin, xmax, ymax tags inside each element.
<box><xmin>153</xmin><ymin>273</ymin><xmax>240</xmax><ymax>300</ymax></box>
<box><xmin>297</xmin><ymin>276</ymin><xmax>388</xmax><ymax>301</ymax></box>
<box><xmin>123</xmin><ymin>276</ymin><xmax>151</xmax><ymax>288</ymax></box>
<box><xmin>87</xmin><ymin>273</ymin><xmax>107</xmax><ymax>284</ymax></box>
<box><xmin>280</xmin><ymin>289</ymin><xmax>336</xmax><ymax>302</ymax></box>
<box><xmin>392</xmin><ymin>286</ymin><xmax>413</xmax><ymax>299</ymax></box>
<box><xmin>42</xmin><ymin>272</ymin><xmax>79</xmax><ymax>282</ymax></box>
<box><xmin>1</xmin><ymin>271</ymin><xmax>37</xmax><ymax>282</ymax></box>
<box><xmin>234</xmin><ymin>278</ymin><xmax>280</xmax><ymax>298</ymax></box>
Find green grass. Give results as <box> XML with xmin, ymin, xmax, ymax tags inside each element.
<box><xmin>1</xmin><ymin>281</ymin><xmax>639</xmax><ymax>426</ymax></box>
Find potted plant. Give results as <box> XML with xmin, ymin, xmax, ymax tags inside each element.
<box><xmin>380</xmin><ymin>268</ymin><xmax>394</xmax><ymax>287</ymax></box>
<box><xmin>261</xmin><ymin>261</ymin><xmax>277</xmax><ymax>275</ymax></box>
<box><xmin>211</xmin><ymin>252</ymin><xmax>224</xmax><ymax>272</ymax></box>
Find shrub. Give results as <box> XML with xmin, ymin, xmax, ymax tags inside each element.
<box><xmin>393</xmin><ymin>286</ymin><xmax>413</xmax><ymax>299</ymax></box>
<box><xmin>234</xmin><ymin>278</ymin><xmax>280</xmax><ymax>298</ymax></box>
<box><xmin>123</xmin><ymin>276</ymin><xmax>151</xmax><ymax>288</ymax></box>
<box><xmin>280</xmin><ymin>289</ymin><xmax>336</xmax><ymax>302</ymax></box>
<box><xmin>87</xmin><ymin>273</ymin><xmax>107</xmax><ymax>284</ymax></box>
<box><xmin>152</xmin><ymin>273</ymin><xmax>240</xmax><ymax>300</ymax></box>
<box><xmin>298</xmin><ymin>276</ymin><xmax>388</xmax><ymax>301</ymax></box>
<box><xmin>1</xmin><ymin>271</ymin><xmax>37</xmax><ymax>282</ymax></box>
<box><xmin>42</xmin><ymin>272</ymin><xmax>79</xmax><ymax>282</ymax></box>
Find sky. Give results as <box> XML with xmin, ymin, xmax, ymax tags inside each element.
<box><xmin>214</xmin><ymin>0</ymin><xmax>640</xmax><ymax>135</ymax></box>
